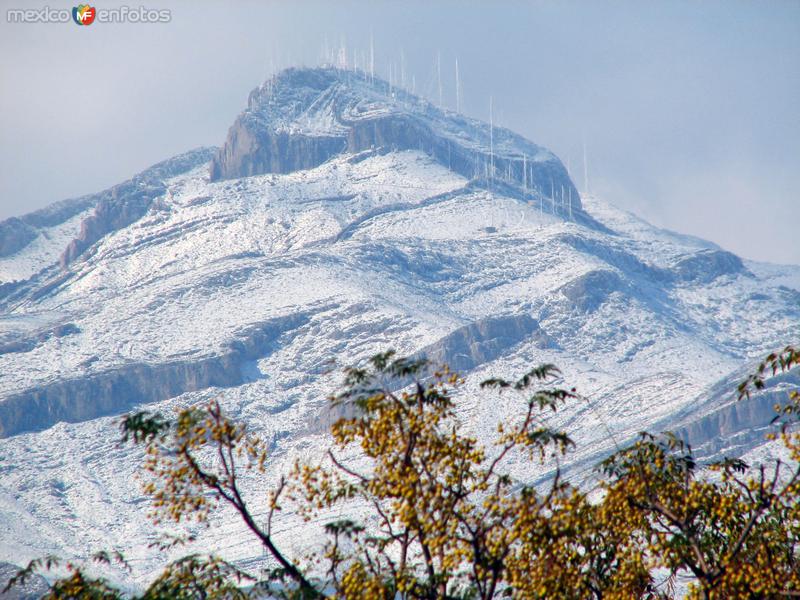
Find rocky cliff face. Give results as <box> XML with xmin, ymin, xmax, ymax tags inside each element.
<box><xmin>639</xmin><ymin>365</ymin><xmax>800</xmax><ymax>465</ymax></box>
<box><xmin>0</xmin><ymin>218</ymin><xmax>37</xmax><ymax>258</ymax></box>
<box><xmin>0</xmin><ymin>196</ymin><xmax>100</xmax><ymax>260</ymax></box>
<box><xmin>670</xmin><ymin>249</ymin><xmax>748</xmax><ymax>284</ymax></box>
<box><xmin>420</xmin><ymin>314</ymin><xmax>553</xmax><ymax>373</ymax></box>
<box><xmin>0</xmin><ymin>313</ymin><xmax>309</xmax><ymax>438</ymax></box>
<box><xmin>210</xmin><ymin>68</ymin><xmax>580</xmax><ymax>213</ymax></box>
<box><xmin>60</xmin><ymin>147</ymin><xmax>216</xmax><ymax>267</ymax></box>
<box><xmin>0</xmin><ymin>148</ymin><xmax>218</xmax><ymax>317</ymax></box>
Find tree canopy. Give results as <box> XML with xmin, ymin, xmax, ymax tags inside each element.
<box><xmin>5</xmin><ymin>346</ymin><xmax>799</xmax><ymax>599</ymax></box>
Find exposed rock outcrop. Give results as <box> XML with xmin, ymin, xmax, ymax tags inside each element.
<box><xmin>21</xmin><ymin>196</ymin><xmax>98</xmax><ymax>229</ymax></box>
<box><xmin>0</xmin><ymin>313</ymin><xmax>308</xmax><ymax>438</ymax></box>
<box><xmin>674</xmin><ymin>387</ymin><xmax>791</xmax><ymax>458</ymax></box>
<box><xmin>59</xmin><ymin>180</ymin><xmax>165</xmax><ymax>267</ymax></box>
<box><xmin>209</xmin><ymin>68</ymin><xmax>580</xmax><ymax>210</ymax></box>
<box><xmin>0</xmin><ymin>196</ymin><xmax>99</xmax><ymax>259</ymax></box>
<box><xmin>420</xmin><ymin>314</ymin><xmax>553</xmax><ymax>373</ymax></box>
<box><xmin>659</xmin><ymin>367</ymin><xmax>800</xmax><ymax>460</ymax></box>
<box><xmin>560</xmin><ymin>270</ymin><xmax>626</xmax><ymax>313</ymax></box>
<box><xmin>0</xmin><ymin>323</ymin><xmax>79</xmax><ymax>356</ymax></box>
<box><xmin>59</xmin><ymin>147</ymin><xmax>216</xmax><ymax>268</ymax></box>
<box><xmin>0</xmin><ymin>218</ymin><xmax>37</xmax><ymax>258</ymax></box>
<box><xmin>318</xmin><ymin>313</ymin><xmax>554</xmax><ymax>430</ymax></box>
<box><xmin>671</xmin><ymin>249</ymin><xmax>748</xmax><ymax>284</ymax></box>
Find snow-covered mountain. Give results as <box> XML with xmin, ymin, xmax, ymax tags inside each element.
<box><xmin>0</xmin><ymin>66</ymin><xmax>797</xmax><ymax>587</ymax></box>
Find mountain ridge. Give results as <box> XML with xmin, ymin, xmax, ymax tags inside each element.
<box><xmin>0</xmin><ymin>66</ymin><xmax>797</xmax><ymax>586</ymax></box>
<box><xmin>209</xmin><ymin>67</ymin><xmax>580</xmax><ymax>214</ymax></box>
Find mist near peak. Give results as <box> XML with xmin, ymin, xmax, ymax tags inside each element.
<box><xmin>0</xmin><ymin>0</ymin><xmax>797</xmax><ymax>263</ymax></box>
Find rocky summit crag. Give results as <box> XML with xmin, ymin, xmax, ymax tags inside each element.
<box><xmin>0</xmin><ymin>67</ymin><xmax>797</xmax><ymax>586</ymax></box>
<box><xmin>209</xmin><ymin>67</ymin><xmax>579</xmax><ymax>207</ymax></box>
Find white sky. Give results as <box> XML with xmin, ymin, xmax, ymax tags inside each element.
<box><xmin>1</xmin><ymin>0</ymin><xmax>798</xmax><ymax>263</ymax></box>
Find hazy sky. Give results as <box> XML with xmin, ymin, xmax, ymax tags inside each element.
<box><xmin>1</xmin><ymin>0</ymin><xmax>798</xmax><ymax>263</ymax></box>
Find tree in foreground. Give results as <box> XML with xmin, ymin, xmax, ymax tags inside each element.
<box><xmin>4</xmin><ymin>346</ymin><xmax>799</xmax><ymax>599</ymax></box>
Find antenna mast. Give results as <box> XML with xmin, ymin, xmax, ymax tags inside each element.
<box><xmin>455</xmin><ymin>58</ymin><xmax>461</xmax><ymax>112</ymax></box>
<box><xmin>400</xmin><ymin>48</ymin><xmax>406</xmax><ymax>89</ymax></box>
<box><xmin>523</xmin><ymin>153</ymin><xmax>527</xmax><ymax>193</ymax></box>
<box><xmin>338</xmin><ymin>38</ymin><xmax>347</xmax><ymax>70</ymax></box>
<box><xmin>568</xmin><ymin>186</ymin><xmax>573</xmax><ymax>220</ymax></box>
<box><xmin>489</xmin><ymin>96</ymin><xmax>494</xmax><ymax>188</ymax></box>
<box><xmin>583</xmin><ymin>141</ymin><xmax>590</xmax><ymax>196</ymax></box>
<box><xmin>539</xmin><ymin>185</ymin><xmax>543</xmax><ymax>219</ymax></box>
<box><xmin>437</xmin><ymin>51</ymin><xmax>443</xmax><ymax>106</ymax></box>
<box><xmin>369</xmin><ymin>31</ymin><xmax>375</xmax><ymax>83</ymax></box>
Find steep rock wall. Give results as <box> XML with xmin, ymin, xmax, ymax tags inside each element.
<box><xmin>60</xmin><ymin>147</ymin><xmax>216</xmax><ymax>268</ymax></box>
<box><xmin>209</xmin><ymin>68</ymin><xmax>580</xmax><ymax>209</ymax></box>
<box><xmin>0</xmin><ymin>313</ymin><xmax>308</xmax><ymax>438</ymax></box>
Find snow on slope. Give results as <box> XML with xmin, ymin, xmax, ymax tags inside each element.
<box><xmin>0</xmin><ymin>209</ymin><xmax>92</xmax><ymax>283</ymax></box>
<box><xmin>0</xmin><ymin>67</ymin><xmax>798</xmax><ymax>588</ymax></box>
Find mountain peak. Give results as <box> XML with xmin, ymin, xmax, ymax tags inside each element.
<box><xmin>210</xmin><ymin>67</ymin><xmax>580</xmax><ymax>212</ymax></box>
